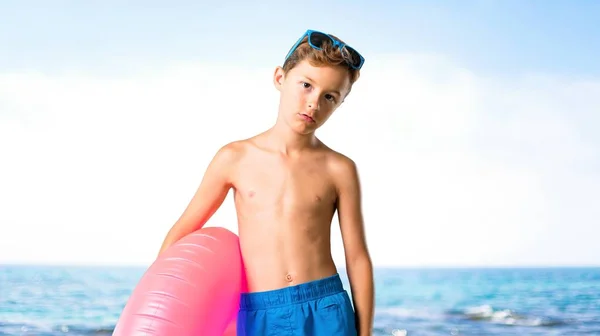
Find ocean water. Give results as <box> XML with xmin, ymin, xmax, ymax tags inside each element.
<box><xmin>1</xmin><ymin>265</ymin><xmax>599</xmax><ymax>336</ymax></box>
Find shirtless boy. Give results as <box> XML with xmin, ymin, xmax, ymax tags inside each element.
<box><xmin>158</xmin><ymin>29</ymin><xmax>374</xmax><ymax>335</ymax></box>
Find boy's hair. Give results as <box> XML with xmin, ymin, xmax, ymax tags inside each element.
<box><xmin>282</xmin><ymin>35</ymin><xmax>361</xmax><ymax>85</ymax></box>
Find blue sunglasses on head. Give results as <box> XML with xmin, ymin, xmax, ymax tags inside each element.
<box><xmin>283</xmin><ymin>29</ymin><xmax>365</xmax><ymax>70</ymax></box>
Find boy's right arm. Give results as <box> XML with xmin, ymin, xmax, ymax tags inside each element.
<box><xmin>157</xmin><ymin>143</ymin><xmax>240</xmax><ymax>257</ymax></box>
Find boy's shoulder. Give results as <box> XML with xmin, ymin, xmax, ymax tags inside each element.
<box><xmin>318</xmin><ymin>142</ymin><xmax>361</xmax><ymax>198</ymax></box>
<box><xmin>319</xmin><ymin>141</ymin><xmax>359</xmax><ymax>180</ymax></box>
<box><xmin>214</xmin><ymin>137</ymin><xmax>255</xmax><ymax>159</ymax></box>
<box><xmin>208</xmin><ymin>139</ymin><xmax>251</xmax><ymax>172</ymax></box>
<box><xmin>212</xmin><ymin>135</ymin><xmax>267</xmax><ymax>167</ymax></box>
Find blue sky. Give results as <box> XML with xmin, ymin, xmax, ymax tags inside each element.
<box><xmin>1</xmin><ymin>1</ymin><xmax>598</xmax><ymax>76</ymax></box>
<box><xmin>1</xmin><ymin>1</ymin><xmax>598</xmax><ymax>266</ymax></box>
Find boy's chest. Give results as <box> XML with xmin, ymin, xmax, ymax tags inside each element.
<box><xmin>233</xmin><ymin>158</ymin><xmax>337</xmax><ymax>210</ymax></box>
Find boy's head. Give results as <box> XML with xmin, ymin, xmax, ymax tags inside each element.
<box><xmin>273</xmin><ymin>30</ymin><xmax>364</xmax><ymax>135</ymax></box>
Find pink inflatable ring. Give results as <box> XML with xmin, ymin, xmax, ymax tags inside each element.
<box><xmin>113</xmin><ymin>226</ymin><xmax>246</xmax><ymax>335</ymax></box>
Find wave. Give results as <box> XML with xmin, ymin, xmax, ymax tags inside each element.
<box><xmin>0</xmin><ymin>321</ymin><xmax>114</xmax><ymax>336</ymax></box>
<box><xmin>445</xmin><ymin>304</ymin><xmax>567</xmax><ymax>327</ymax></box>
<box><xmin>374</xmin><ymin>304</ymin><xmax>570</xmax><ymax>335</ymax></box>
<box><xmin>377</xmin><ymin>307</ymin><xmax>443</xmax><ymax>321</ymax></box>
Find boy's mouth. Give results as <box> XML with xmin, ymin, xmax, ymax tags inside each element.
<box><xmin>299</xmin><ymin>113</ymin><xmax>315</xmax><ymax>123</ymax></box>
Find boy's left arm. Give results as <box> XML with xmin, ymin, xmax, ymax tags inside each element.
<box><xmin>335</xmin><ymin>157</ymin><xmax>374</xmax><ymax>336</ymax></box>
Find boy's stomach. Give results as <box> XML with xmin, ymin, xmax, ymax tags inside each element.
<box><xmin>237</xmin><ymin>217</ymin><xmax>338</xmax><ymax>293</ymax></box>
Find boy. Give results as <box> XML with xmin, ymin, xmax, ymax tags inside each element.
<box><xmin>158</xmin><ymin>29</ymin><xmax>374</xmax><ymax>335</ymax></box>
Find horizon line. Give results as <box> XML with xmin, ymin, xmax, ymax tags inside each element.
<box><xmin>2</xmin><ymin>262</ymin><xmax>599</xmax><ymax>270</ymax></box>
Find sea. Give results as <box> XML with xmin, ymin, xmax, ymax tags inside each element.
<box><xmin>1</xmin><ymin>265</ymin><xmax>599</xmax><ymax>336</ymax></box>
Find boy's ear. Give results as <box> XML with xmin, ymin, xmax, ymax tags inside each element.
<box><xmin>273</xmin><ymin>66</ymin><xmax>285</xmax><ymax>91</ymax></box>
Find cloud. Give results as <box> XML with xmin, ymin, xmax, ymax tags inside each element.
<box><xmin>1</xmin><ymin>54</ymin><xmax>598</xmax><ymax>266</ymax></box>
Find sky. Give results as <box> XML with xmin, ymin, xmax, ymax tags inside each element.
<box><xmin>1</xmin><ymin>1</ymin><xmax>599</xmax><ymax>267</ymax></box>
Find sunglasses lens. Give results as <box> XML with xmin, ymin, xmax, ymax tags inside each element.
<box><xmin>304</xmin><ymin>31</ymin><xmax>364</xmax><ymax>69</ymax></box>
<box><xmin>342</xmin><ymin>46</ymin><xmax>363</xmax><ymax>68</ymax></box>
<box><xmin>308</xmin><ymin>32</ymin><xmax>331</xmax><ymax>49</ymax></box>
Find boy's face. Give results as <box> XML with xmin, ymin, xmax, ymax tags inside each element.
<box><xmin>273</xmin><ymin>59</ymin><xmax>351</xmax><ymax>135</ymax></box>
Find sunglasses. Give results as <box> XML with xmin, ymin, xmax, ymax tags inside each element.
<box><xmin>283</xmin><ymin>29</ymin><xmax>365</xmax><ymax>70</ymax></box>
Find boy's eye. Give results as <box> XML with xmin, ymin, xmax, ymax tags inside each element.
<box><xmin>325</xmin><ymin>94</ymin><xmax>336</xmax><ymax>102</ymax></box>
<box><xmin>302</xmin><ymin>82</ymin><xmax>311</xmax><ymax>88</ymax></box>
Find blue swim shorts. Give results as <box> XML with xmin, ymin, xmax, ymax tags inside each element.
<box><xmin>236</xmin><ymin>273</ymin><xmax>357</xmax><ymax>335</ymax></box>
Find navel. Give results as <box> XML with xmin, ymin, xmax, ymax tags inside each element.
<box><xmin>285</xmin><ymin>273</ymin><xmax>293</xmax><ymax>282</ymax></box>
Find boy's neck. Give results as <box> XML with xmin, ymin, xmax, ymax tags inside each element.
<box><xmin>266</xmin><ymin>120</ymin><xmax>318</xmax><ymax>155</ymax></box>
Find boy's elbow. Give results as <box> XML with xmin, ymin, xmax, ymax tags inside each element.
<box><xmin>158</xmin><ymin>219</ymin><xmax>199</xmax><ymax>255</ymax></box>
